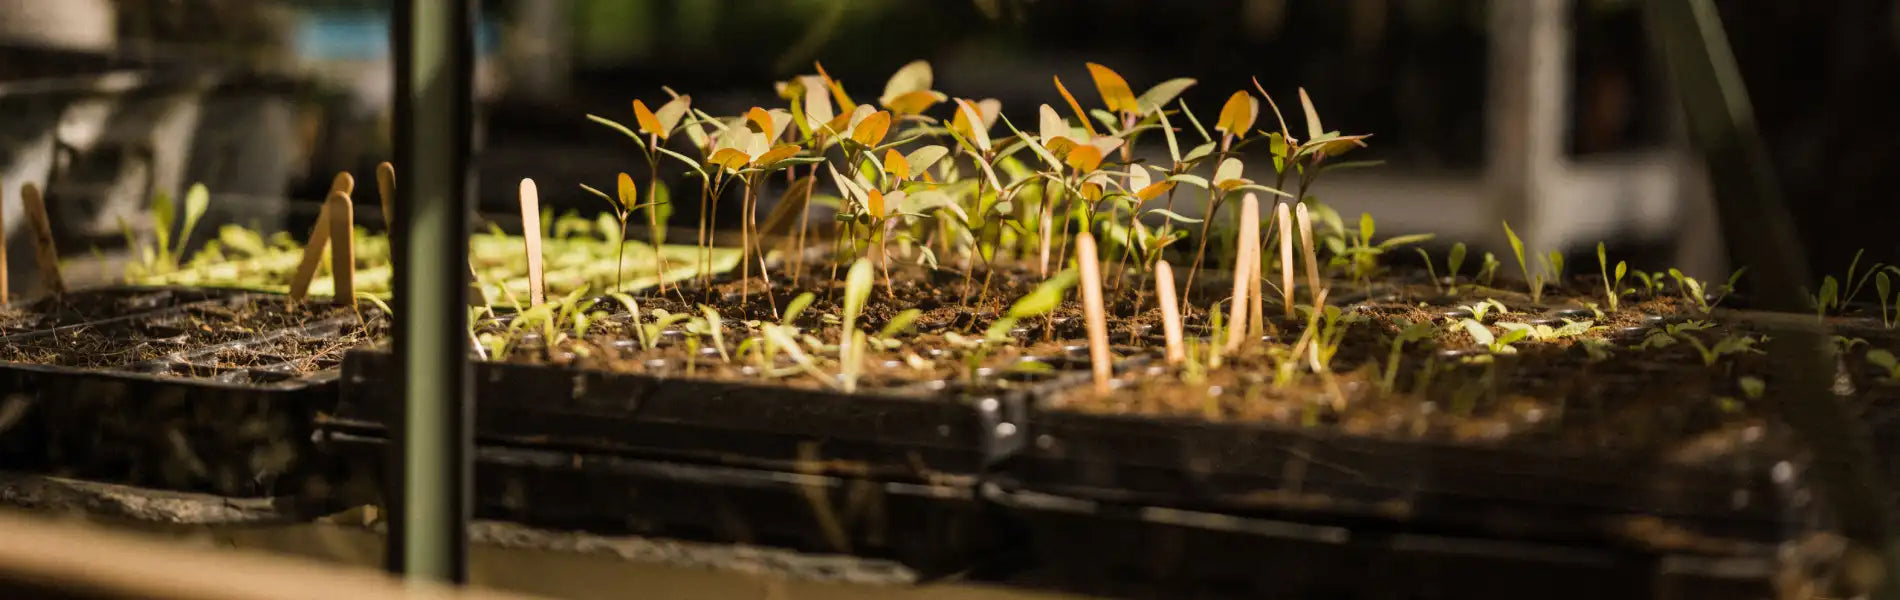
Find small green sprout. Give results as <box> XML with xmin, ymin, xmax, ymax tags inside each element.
<box><xmin>1597</xmin><ymin>242</ymin><xmax>1627</xmax><ymax>312</ymax></box>
<box><xmin>1477</xmin><ymin>252</ymin><xmax>1501</xmax><ymax>287</ymax></box>
<box><xmin>1867</xmin><ymin>349</ymin><xmax>1900</xmax><ymax>381</ymax></box>
<box><xmin>1383</xmin><ymin>319</ymin><xmax>1436</xmax><ymax>393</ymax></box>
<box><xmin>1446</xmin><ymin>242</ymin><xmax>1468</xmax><ymax>292</ymax></box>
<box><xmin>1878</xmin><ymin>271</ymin><xmax>1894</xmax><ymax>328</ymax></box>
<box><xmin>1680</xmin><ymin>334</ymin><xmax>1764</xmax><ymax>367</ymax></box>
<box><xmin>1496</xmin><ymin>319</ymin><xmax>1595</xmax><ymax>341</ymax></box>
<box><xmin>1460</xmin><ymin>319</ymin><xmax>1529</xmax><ymax>355</ymax></box>
<box><xmin>1458</xmin><ymin>299</ymin><xmax>1510</xmax><ymax>323</ymax></box>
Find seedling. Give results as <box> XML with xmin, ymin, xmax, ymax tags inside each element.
<box><xmin>1597</xmin><ymin>242</ymin><xmax>1627</xmax><ymax>312</ymax></box>
<box><xmin>1460</xmin><ymin>319</ymin><xmax>1529</xmax><ymax>355</ymax></box>
<box><xmin>1383</xmin><ymin>319</ymin><xmax>1437</xmax><ymax>393</ymax></box>
<box><xmin>1446</xmin><ymin>242</ymin><xmax>1468</xmax><ymax>293</ymax></box>
<box><xmin>1879</xmin><ymin>271</ymin><xmax>1896</xmax><ymax>328</ymax></box>
<box><xmin>1331</xmin><ymin>212</ymin><xmax>1433</xmax><ymax>288</ymax></box>
<box><xmin>1679</xmin><ymin>334</ymin><xmax>1764</xmax><ymax>367</ymax></box>
<box><xmin>1866</xmin><ymin>349</ymin><xmax>1900</xmax><ymax>381</ymax></box>
<box><xmin>1496</xmin><ymin>319</ymin><xmax>1595</xmax><ymax>341</ymax></box>
<box><xmin>1458</xmin><ymin>299</ymin><xmax>1510</xmax><ymax>323</ymax></box>
<box><xmin>1500</xmin><ymin>221</ymin><xmax>1557</xmax><ymax>304</ymax></box>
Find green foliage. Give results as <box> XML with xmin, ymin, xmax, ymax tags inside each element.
<box><xmin>1460</xmin><ymin>319</ymin><xmax>1529</xmax><ymax>355</ymax></box>
<box><xmin>1597</xmin><ymin>242</ymin><xmax>1626</xmax><ymax>312</ymax></box>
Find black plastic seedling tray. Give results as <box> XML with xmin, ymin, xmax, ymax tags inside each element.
<box><xmin>313</xmin><ymin>420</ymin><xmax>1003</xmax><ymax>576</ymax></box>
<box><xmin>335</xmin><ymin>348</ymin><xmax>1052</xmax><ymax>483</ymax></box>
<box><xmin>0</xmin><ymin>287</ymin><xmax>381</xmax><ymax>497</ymax></box>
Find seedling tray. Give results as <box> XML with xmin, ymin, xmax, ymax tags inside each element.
<box><xmin>313</xmin><ymin>421</ymin><xmax>1002</xmax><ymax>576</ymax></box>
<box><xmin>335</xmin><ymin>348</ymin><xmax>1039</xmax><ymax>482</ymax></box>
<box><xmin>0</xmin><ymin>287</ymin><xmax>384</xmax><ymax>497</ymax></box>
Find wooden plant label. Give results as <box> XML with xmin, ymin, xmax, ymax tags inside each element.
<box><xmin>1155</xmin><ymin>259</ymin><xmax>1185</xmax><ymax>364</ymax></box>
<box><xmin>1225</xmin><ymin>193</ymin><xmax>1260</xmax><ymax>352</ymax></box>
<box><xmin>326</xmin><ymin>191</ymin><xmax>355</xmax><ymax>307</ymax></box>
<box><xmin>289</xmin><ymin>173</ymin><xmax>353</xmax><ymax>304</ymax></box>
<box><xmin>375</xmin><ymin>162</ymin><xmax>396</xmax><ymax>228</ymax></box>
<box><xmin>1278</xmin><ymin>202</ymin><xmax>1295</xmax><ymax>319</ymax></box>
<box><xmin>519</xmin><ymin>178</ymin><xmax>546</xmax><ymax>307</ymax></box>
<box><xmin>1295</xmin><ymin>202</ymin><xmax>1321</xmax><ymax>302</ymax></box>
<box><xmin>1076</xmin><ymin>231</ymin><xmax>1112</xmax><ymax>394</ymax></box>
<box><xmin>19</xmin><ymin>183</ymin><xmax>63</xmax><ymax>295</ymax></box>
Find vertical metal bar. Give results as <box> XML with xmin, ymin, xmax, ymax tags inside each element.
<box><xmin>389</xmin><ymin>0</ymin><xmax>474</xmax><ymax>584</ymax></box>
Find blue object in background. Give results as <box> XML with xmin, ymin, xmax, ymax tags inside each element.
<box><xmin>295</xmin><ymin>11</ymin><xmax>500</xmax><ymax>61</ymax></box>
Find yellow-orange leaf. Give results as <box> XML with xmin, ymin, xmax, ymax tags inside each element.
<box><xmin>851</xmin><ymin>111</ymin><xmax>892</xmax><ymax>147</ymax></box>
<box><xmin>615</xmin><ymin>172</ymin><xmax>637</xmax><ymax>210</ymax></box>
<box><xmin>1136</xmin><ymin>181</ymin><xmax>1176</xmax><ymax>201</ymax></box>
<box><xmin>885</xmin><ymin>90</ymin><xmax>943</xmax><ymax>115</ymax></box>
<box><xmin>633</xmin><ymin>100</ymin><xmax>665</xmax><ymax>138</ymax></box>
<box><xmin>755</xmin><ymin>144</ymin><xmax>801</xmax><ymax>166</ymax></box>
<box><xmin>1065</xmin><ymin>145</ymin><xmax>1104</xmax><ymax>173</ymax></box>
<box><xmin>708</xmin><ymin>148</ymin><xmax>750</xmax><ymax>171</ymax></box>
<box><xmin>814</xmin><ymin>61</ymin><xmax>856</xmax><ymax>113</ymax></box>
<box><xmin>866</xmin><ymin>188</ymin><xmax>886</xmax><ymax>218</ymax></box>
<box><xmin>1046</xmin><ymin>137</ymin><xmax>1078</xmax><ymax>157</ymax></box>
<box><xmin>746</xmin><ymin>107</ymin><xmax>774</xmax><ymax>136</ymax></box>
<box><xmin>1216</xmin><ymin>91</ymin><xmax>1259</xmax><ymax>137</ymax></box>
<box><xmin>1052</xmin><ymin>75</ymin><xmax>1098</xmax><ymax>137</ymax></box>
<box><xmin>952</xmin><ymin>99</ymin><xmax>991</xmax><ymax>153</ymax></box>
<box><xmin>1299</xmin><ymin>87</ymin><xmax>1324</xmax><ymax>140</ymax></box>
<box><xmin>1080</xmin><ymin>181</ymin><xmax>1104</xmax><ymax>202</ymax></box>
<box><xmin>1085</xmin><ymin>62</ymin><xmax>1138</xmax><ymax>115</ymax></box>
<box><xmin>883</xmin><ymin>149</ymin><xmax>910</xmax><ymax>182</ymax></box>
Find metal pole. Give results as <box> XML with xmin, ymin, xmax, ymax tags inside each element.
<box><xmin>389</xmin><ymin>0</ymin><xmax>474</xmax><ymax>583</ymax></box>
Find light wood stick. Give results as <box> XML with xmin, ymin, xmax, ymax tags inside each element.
<box><xmin>1076</xmin><ymin>231</ymin><xmax>1111</xmax><ymax>394</ymax></box>
<box><xmin>375</xmin><ymin>162</ymin><xmax>395</xmax><ymax>228</ymax></box>
<box><xmin>1278</xmin><ymin>202</ymin><xmax>1295</xmax><ymax>319</ymax></box>
<box><xmin>1225</xmin><ymin>193</ymin><xmax>1260</xmax><ymax>352</ymax></box>
<box><xmin>289</xmin><ymin>173</ymin><xmax>353</xmax><ymax>304</ymax></box>
<box><xmin>1249</xmin><ymin>217</ymin><xmax>1266</xmax><ymax>339</ymax></box>
<box><xmin>1296</xmin><ymin>202</ymin><xmax>1321</xmax><ymax>301</ymax></box>
<box><xmin>326</xmin><ymin>191</ymin><xmax>355</xmax><ymax>307</ymax></box>
<box><xmin>19</xmin><ymin>183</ymin><xmax>62</xmax><ymax>295</ymax></box>
<box><xmin>519</xmin><ymin>178</ymin><xmax>546</xmax><ymax>307</ymax></box>
<box><xmin>1155</xmin><ymin>259</ymin><xmax>1185</xmax><ymax>364</ymax></box>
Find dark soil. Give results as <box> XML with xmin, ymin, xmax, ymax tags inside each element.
<box><xmin>0</xmin><ymin>293</ymin><xmax>383</xmax><ymax>376</ymax></box>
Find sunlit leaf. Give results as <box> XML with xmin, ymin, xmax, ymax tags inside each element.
<box><xmin>1213</xmin><ymin>157</ymin><xmax>1244</xmax><ymax>185</ymax></box>
<box><xmin>654</xmin><ymin>95</ymin><xmax>691</xmax><ymax>136</ymax></box>
<box><xmin>1299</xmin><ymin>87</ymin><xmax>1325</xmax><ymax>141</ymax></box>
<box><xmin>904</xmin><ymin>145</ymin><xmax>949</xmax><ymax>178</ymax></box>
<box><xmin>615</xmin><ymin>172</ymin><xmax>637</xmax><ymax>211</ymax></box>
<box><xmin>1085</xmin><ymin>62</ymin><xmax>1139</xmax><ymax>114</ymax></box>
<box><xmin>1009</xmin><ymin>269</ymin><xmax>1079</xmax><ymax>319</ymax></box>
<box><xmin>1167</xmin><ymin>173</ymin><xmax>1210</xmax><ymax>189</ymax></box>
<box><xmin>633</xmin><ymin>100</ymin><xmax>665</xmax><ymax>138</ymax></box>
<box><xmin>1156</xmin><ymin>107</ymin><xmax>1182</xmax><ymax>164</ymax></box>
<box><xmin>1065</xmin><ymin>145</ymin><xmax>1104</xmax><ymax>173</ymax></box>
<box><xmin>973</xmin><ymin>98</ymin><xmax>1002</xmax><ymax>129</ymax></box>
<box><xmin>708</xmin><ymin>148</ymin><xmax>750</xmax><ymax>171</ymax></box>
<box><xmin>755</xmin><ymin>144</ymin><xmax>801</xmax><ymax>167</ymax></box>
<box><xmin>814</xmin><ymin>61</ymin><xmax>856</xmax><ymax>112</ymax></box>
<box><xmin>1087</xmin><ymin>135</ymin><xmax>1123</xmax><ymax>157</ymax></box>
<box><xmin>1216</xmin><ymin>91</ymin><xmax>1259</xmax><ymax>137</ymax></box>
<box><xmin>851</xmin><ymin>110</ymin><xmax>892</xmax><ymax>147</ymax></box>
<box><xmin>1135</xmin><ymin>181</ymin><xmax>1176</xmax><ymax>201</ymax></box>
<box><xmin>951</xmin><ymin>99</ymin><xmax>992</xmax><ymax>152</ymax></box>
<box><xmin>866</xmin><ymin>188</ymin><xmax>886</xmax><ymax>218</ymax></box>
<box><xmin>879</xmin><ymin>60</ymin><xmax>934</xmax><ymax>107</ymax></box>
<box><xmin>798</xmin><ymin>76</ymin><xmax>833</xmax><ymax>126</ymax></box>
<box><xmin>1146</xmin><ymin>208</ymin><xmax>1201</xmax><ymax>223</ymax></box>
<box><xmin>883</xmin><ymin>148</ymin><xmax>910</xmax><ymax>182</ymax></box>
<box><xmin>1052</xmin><ymin>75</ymin><xmax>1098</xmax><ymax>137</ymax></box>
<box><xmin>1126</xmin><ymin>165</ymin><xmax>1152</xmax><ymax>191</ymax></box>
<box><xmin>1135</xmin><ymin>78</ymin><xmax>1196</xmax><ymax>116</ymax></box>
<box><xmin>884</xmin><ymin>90</ymin><xmax>944</xmax><ymax>115</ymax></box>
<box><xmin>745</xmin><ymin>107</ymin><xmax>774</xmax><ymax>136</ymax></box>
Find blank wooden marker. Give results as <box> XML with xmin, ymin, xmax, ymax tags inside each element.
<box><xmin>289</xmin><ymin>173</ymin><xmax>353</xmax><ymax>304</ymax></box>
<box><xmin>1076</xmin><ymin>231</ymin><xmax>1111</xmax><ymax>394</ymax></box>
<box><xmin>1225</xmin><ymin>193</ymin><xmax>1260</xmax><ymax>352</ymax></box>
<box><xmin>1295</xmin><ymin>202</ymin><xmax>1321</xmax><ymax>302</ymax></box>
<box><xmin>519</xmin><ymin>178</ymin><xmax>546</xmax><ymax>307</ymax></box>
<box><xmin>1</xmin><ymin>177</ymin><xmax>9</xmax><ymax>301</ymax></box>
<box><xmin>20</xmin><ymin>183</ymin><xmax>62</xmax><ymax>296</ymax></box>
<box><xmin>1155</xmin><ymin>259</ymin><xmax>1184</xmax><ymax>364</ymax></box>
<box><xmin>375</xmin><ymin>162</ymin><xmax>396</xmax><ymax>228</ymax></box>
<box><xmin>326</xmin><ymin>191</ymin><xmax>355</xmax><ymax>307</ymax></box>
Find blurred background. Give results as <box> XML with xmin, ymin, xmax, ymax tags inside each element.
<box><xmin>2</xmin><ymin>0</ymin><xmax>1896</xmax><ymax>296</ymax></box>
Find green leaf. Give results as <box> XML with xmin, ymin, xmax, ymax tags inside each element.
<box><xmin>1460</xmin><ymin>319</ymin><xmax>1495</xmax><ymax>347</ymax></box>
<box><xmin>879</xmin><ymin>309</ymin><xmax>922</xmax><ymax>338</ymax></box>
<box><xmin>1376</xmin><ymin>233</ymin><xmax>1435</xmax><ymax>250</ymax></box>
<box><xmin>151</xmin><ymin>190</ymin><xmax>175</xmax><ymax>267</ymax></box>
<box><xmin>1166</xmin><ymin>174</ymin><xmax>1211</xmax><ymax>190</ymax></box>
<box><xmin>1869</xmin><ymin>349</ymin><xmax>1898</xmax><ymax>370</ymax></box>
<box><xmin>587</xmin><ymin>114</ymin><xmax>649</xmax><ymax>150</ymax></box>
<box><xmin>1145</xmin><ymin>209</ymin><xmax>1202</xmax><ymax>224</ymax></box>
<box><xmin>1213</xmin><ymin>157</ymin><xmax>1244</xmax><ymax>184</ymax></box>
<box><xmin>1497</xmin><ymin>326</ymin><xmax>1531</xmax><ymax>347</ymax></box>
<box><xmin>1448</xmin><ymin>242</ymin><xmax>1466</xmax><ymax>278</ymax></box>
<box><xmin>1008</xmin><ymin>269</ymin><xmax>1079</xmax><ymax>319</ymax></box>
<box><xmin>1135</xmin><ymin>78</ymin><xmax>1196</xmax><ymax>115</ymax></box>
<box><xmin>904</xmin><ymin>145</ymin><xmax>950</xmax><ymax>179</ymax></box>
<box><xmin>783</xmin><ymin>292</ymin><xmax>816</xmax><ymax>326</ymax></box>
<box><xmin>177</xmin><ymin>183</ymin><xmax>209</xmax><ymax>258</ymax></box>
<box><xmin>1502</xmin><ymin>220</ymin><xmax>1526</xmax><ymax>270</ymax></box>
<box><xmin>843</xmin><ymin>258</ymin><xmax>874</xmax><ymax>336</ymax></box>
<box><xmin>1156</xmin><ymin>107</ymin><xmax>1182</xmax><ymax>164</ymax></box>
<box><xmin>1358</xmin><ymin>212</ymin><xmax>1375</xmax><ymax>243</ymax></box>
<box><xmin>1181</xmin><ymin>142</ymin><xmax>1216</xmax><ymax>164</ymax></box>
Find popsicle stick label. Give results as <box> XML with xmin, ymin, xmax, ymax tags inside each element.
<box><xmin>288</xmin><ymin>202</ymin><xmax>334</xmax><ymax>304</ymax></box>
<box><xmin>20</xmin><ymin>183</ymin><xmax>63</xmax><ymax>295</ymax></box>
<box><xmin>326</xmin><ymin>191</ymin><xmax>355</xmax><ymax>307</ymax></box>
<box><xmin>1225</xmin><ymin>193</ymin><xmax>1260</xmax><ymax>352</ymax></box>
<box><xmin>519</xmin><ymin>178</ymin><xmax>546</xmax><ymax>307</ymax></box>
<box><xmin>1155</xmin><ymin>259</ymin><xmax>1184</xmax><ymax>364</ymax></box>
<box><xmin>1076</xmin><ymin>232</ymin><xmax>1111</xmax><ymax>394</ymax></box>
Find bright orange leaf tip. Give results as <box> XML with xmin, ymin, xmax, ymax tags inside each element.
<box><xmin>755</xmin><ymin>144</ymin><xmax>802</xmax><ymax>167</ymax></box>
<box><xmin>746</xmin><ymin>107</ymin><xmax>775</xmax><ymax>135</ymax></box>
<box><xmin>1085</xmin><ymin>63</ymin><xmax>1139</xmax><ymax>115</ymax></box>
<box><xmin>1064</xmin><ymin>145</ymin><xmax>1104</xmax><ymax>173</ymax></box>
<box><xmin>1216</xmin><ymin>91</ymin><xmax>1259</xmax><ymax>137</ymax></box>
<box><xmin>883</xmin><ymin>148</ymin><xmax>910</xmax><ymax>182</ymax></box>
<box><xmin>633</xmin><ymin>100</ymin><xmax>664</xmax><ymax>137</ymax></box>
<box><xmin>814</xmin><ymin>61</ymin><xmax>856</xmax><ymax>113</ymax></box>
<box><xmin>851</xmin><ymin>111</ymin><xmax>892</xmax><ymax>147</ymax></box>
<box><xmin>1052</xmin><ymin>75</ymin><xmax>1098</xmax><ymax>137</ymax></box>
